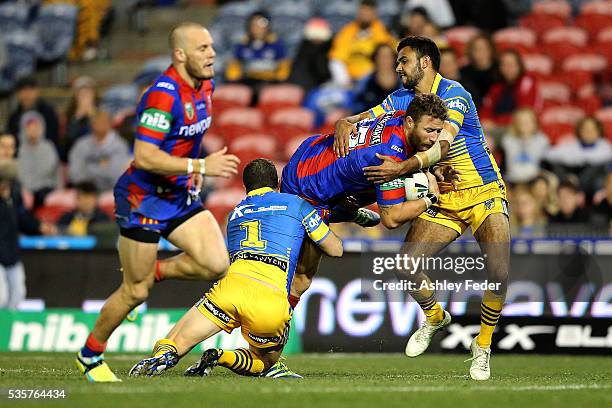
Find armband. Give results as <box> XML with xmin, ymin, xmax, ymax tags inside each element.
<box><xmin>198</xmin><ymin>158</ymin><xmax>206</xmax><ymax>175</ymax></box>
<box><xmin>414</xmin><ymin>141</ymin><xmax>442</xmax><ymax>169</ymax></box>
<box><xmin>187</xmin><ymin>158</ymin><xmax>194</xmax><ymax>174</ymax></box>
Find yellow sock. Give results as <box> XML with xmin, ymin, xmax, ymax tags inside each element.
<box><xmin>218</xmin><ymin>348</ymin><xmax>265</xmax><ymax>376</ymax></box>
<box><xmin>152</xmin><ymin>339</ymin><xmax>178</xmax><ymax>357</ymax></box>
<box><xmin>476</xmin><ymin>290</ymin><xmax>505</xmax><ymax>348</ymax></box>
<box><xmin>409</xmin><ymin>277</ymin><xmax>444</xmax><ymax>324</ymax></box>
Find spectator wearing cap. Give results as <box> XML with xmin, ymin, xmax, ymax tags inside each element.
<box><xmin>545</xmin><ymin>116</ymin><xmax>612</xmax><ymax>200</ymax></box>
<box><xmin>7</xmin><ymin>76</ymin><xmax>60</xmax><ymax>151</ymax></box>
<box><xmin>17</xmin><ymin>111</ymin><xmax>61</xmax><ymax>208</ymax></box>
<box><xmin>68</xmin><ymin>108</ymin><xmax>130</xmax><ymax>192</ymax></box>
<box><xmin>63</xmin><ymin>76</ymin><xmax>99</xmax><ymax>161</ymax></box>
<box><xmin>225</xmin><ymin>11</ymin><xmax>290</xmax><ymax>99</ymax></box>
<box><xmin>328</xmin><ymin>0</ymin><xmax>396</xmax><ymax>86</ymax></box>
<box><xmin>288</xmin><ymin>18</ymin><xmax>333</xmax><ymax>92</ymax></box>
<box><xmin>58</xmin><ymin>181</ymin><xmax>110</xmax><ymax>236</ymax></box>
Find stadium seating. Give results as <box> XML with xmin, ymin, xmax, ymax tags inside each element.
<box><xmin>202</xmin><ymin>132</ymin><xmax>225</xmax><ymax>154</ymax></box>
<box><xmin>544</xmin><ymin>42</ymin><xmax>583</xmax><ymax>66</ymax></box>
<box><xmin>1</xmin><ymin>30</ymin><xmax>36</xmax><ymax>82</ymax></box>
<box><xmin>268</xmin><ymin>0</ymin><xmax>312</xmax><ymax>58</ymax></box>
<box><xmin>522</xmin><ymin>53</ymin><xmax>554</xmax><ymax>77</ymax></box>
<box><xmin>258</xmin><ymin>83</ymin><xmax>304</xmax><ymax>116</ymax></box>
<box><xmin>0</xmin><ymin>2</ymin><xmax>30</xmax><ymax>35</ymax></box>
<box><xmin>267</xmin><ymin>107</ymin><xmax>315</xmax><ymax>145</ymax></box>
<box><xmin>213</xmin><ymin>84</ymin><xmax>253</xmax><ymax>114</ymax></box>
<box><xmin>492</xmin><ymin>27</ymin><xmax>537</xmax><ymax>53</ymax></box>
<box><xmin>541</xmin><ymin>26</ymin><xmax>588</xmax><ymax>46</ymax></box>
<box><xmin>320</xmin><ymin>0</ymin><xmax>359</xmax><ymax>33</ymax></box>
<box><xmin>532</xmin><ymin>0</ymin><xmax>572</xmax><ymax>19</ymax></box>
<box><xmin>283</xmin><ymin>133</ymin><xmax>311</xmax><ymax>161</ymax></box>
<box><xmin>33</xmin><ymin>3</ymin><xmax>78</xmax><ymax>63</ymax></box>
<box><xmin>206</xmin><ymin>187</ymin><xmax>245</xmax><ymax>227</ymax></box>
<box><xmin>216</xmin><ymin>107</ymin><xmax>264</xmax><ymax>143</ymax></box>
<box><xmin>538</xmin><ymin>80</ymin><xmax>572</xmax><ymax>107</ymax></box>
<box><xmin>594</xmin><ymin>106</ymin><xmax>612</xmax><ymax>140</ymax></box>
<box><xmin>101</xmin><ymin>83</ymin><xmax>140</xmax><ymax>120</ymax></box>
<box><xmin>562</xmin><ymin>53</ymin><xmax>608</xmax><ymax>74</ymax></box>
<box><xmin>519</xmin><ymin>13</ymin><xmax>566</xmax><ymax>38</ymax></box>
<box><xmin>444</xmin><ymin>26</ymin><xmax>480</xmax><ymax>58</ymax></box>
<box><xmin>230</xmin><ymin>133</ymin><xmax>278</xmax><ymax>157</ymax></box>
<box><xmin>44</xmin><ymin>189</ymin><xmax>77</xmax><ymax>209</ymax></box>
<box><xmin>98</xmin><ymin>191</ymin><xmax>115</xmax><ymax>219</ymax></box>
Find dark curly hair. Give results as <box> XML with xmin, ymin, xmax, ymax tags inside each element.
<box><xmin>404</xmin><ymin>93</ymin><xmax>448</xmax><ymax>124</ymax></box>
<box><xmin>397</xmin><ymin>36</ymin><xmax>441</xmax><ymax>71</ymax></box>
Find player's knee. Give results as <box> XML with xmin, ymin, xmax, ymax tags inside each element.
<box><xmin>123</xmin><ymin>282</ymin><xmax>149</xmax><ymax>305</ymax></box>
<box><xmin>206</xmin><ymin>254</ymin><xmax>228</xmax><ymax>280</ymax></box>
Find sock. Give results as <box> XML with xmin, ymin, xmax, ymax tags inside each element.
<box><xmin>409</xmin><ymin>276</ymin><xmax>444</xmax><ymax>324</ymax></box>
<box><xmin>217</xmin><ymin>348</ymin><xmax>265</xmax><ymax>376</ymax></box>
<box><xmin>154</xmin><ymin>260</ymin><xmax>163</xmax><ymax>282</ymax></box>
<box><xmin>288</xmin><ymin>295</ymin><xmax>300</xmax><ymax>309</ymax></box>
<box><xmin>476</xmin><ymin>290</ymin><xmax>504</xmax><ymax>348</ymax></box>
<box><xmin>81</xmin><ymin>333</ymin><xmax>107</xmax><ymax>357</ymax></box>
<box><xmin>152</xmin><ymin>338</ymin><xmax>178</xmax><ymax>357</ymax></box>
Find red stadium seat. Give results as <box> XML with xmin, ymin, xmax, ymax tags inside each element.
<box><xmin>580</xmin><ymin>0</ymin><xmax>612</xmax><ymax>16</ymax></box>
<box><xmin>540</xmin><ymin>123</ymin><xmax>576</xmax><ymax>145</ymax></box>
<box><xmin>594</xmin><ymin>107</ymin><xmax>612</xmax><ymax>141</ymax></box>
<box><xmin>522</xmin><ymin>53</ymin><xmax>553</xmax><ymax>77</ymax></box>
<box><xmin>538</xmin><ymin>80</ymin><xmax>571</xmax><ymax>106</ymax></box>
<box><xmin>98</xmin><ymin>191</ymin><xmax>115</xmax><ymax>219</ymax></box>
<box><xmin>541</xmin><ymin>26</ymin><xmax>588</xmax><ymax>46</ymax></box>
<box><xmin>229</xmin><ymin>133</ymin><xmax>277</xmax><ymax>156</ymax></box>
<box><xmin>205</xmin><ymin>187</ymin><xmax>245</xmax><ymax>228</ymax></box>
<box><xmin>283</xmin><ymin>133</ymin><xmax>311</xmax><ymax>161</ymax></box>
<box><xmin>540</xmin><ymin>105</ymin><xmax>586</xmax><ymax>126</ymax></box>
<box><xmin>548</xmin><ymin>71</ymin><xmax>594</xmax><ymax>95</ymax></box>
<box><xmin>576</xmin><ymin>95</ymin><xmax>603</xmax><ymax>115</ymax></box>
<box><xmin>268</xmin><ymin>107</ymin><xmax>315</xmax><ymax>128</ymax></box>
<box><xmin>575</xmin><ymin>13</ymin><xmax>612</xmax><ymax>39</ymax></box>
<box><xmin>532</xmin><ymin>0</ymin><xmax>572</xmax><ymax>19</ymax></box>
<box><xmin>493</xmin><ymin>27</ymin><xmax>537</xmax><ymax>53</ymax></box>
<box><xmin>543</xmin><ymin>42</ymin><xmax>582</xmax><ymax>66</ymax></box>
<box><xmin>202</xmin><ymin>132</ymin><xmax>225</xmax><ymax>154</ymax></box>
<box><xmin>596</xmin><ymin>26</ymin><xmax>612</xmax><ymax>43</ymax></box>
<box><xmin>35</xmin><ymin>205</ymin><xmax>71</xmax><ymax>223</ymax></box>
<box><xmin>562</xmin><ymin>53</ymin><xmax>608</xmax><ymax>73</ymax></box>
<box><xmin>217</xmin><ymin>108</ymin><xmax>264</xmax><ymax>142</ymax></box>
<box><xmin>519</xmin><ymin>13</ymin><xmax>566</xmax><ymax>38</ymax></box>
<box><xmin>444</xmin><ymin>25</ymin><xmax>480</xmax><ymax>57</ymax></box>
<box><xmin>44</xmin><ymin>188</ymin><xmax>77</xmax><ymax>209</ymax></box>
<box><xmin>212</xmin><ymin>84</ymin><xmax>253</xmax><ymax>113</ymax></box>
<box><xmin>588</xmin><ymin>43</ymin><xmax>612</xmax><ymax>67</ymax></box>
<box><xmin>258</xmin><ymin>84</ymin><xmax>304</xmax><ymax>116</ymax></box>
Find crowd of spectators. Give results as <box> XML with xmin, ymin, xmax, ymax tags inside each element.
<box><xmin>0</xmin><ymin>0</ymin><xmax>611</xmax><ymax>245</ymax></box>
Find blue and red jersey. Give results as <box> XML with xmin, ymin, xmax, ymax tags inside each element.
<box><xmin>114</xmin><ymin>65</ymin><xmax>214</xmax><ymax>225</ymax></box>
<box><xmin>281</xmin><ymin>110</ymin><xmax>412</xmax><ymax>209</ymax></box>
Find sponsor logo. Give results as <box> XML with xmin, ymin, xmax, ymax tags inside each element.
<box><xmin>139</xmin><ymin>109</ymin><xmax>172</xmax><ymax>133</ymax></box>
<box><xmin>185</xmin><ymin>102</ymin><xmax>195</xmax><ymax>120</ymax></box>
<box><xmin>447</xmin><ymin>98</ymin><xmax>468</xmax><ymax>113</ymax></box>
<box><xmin>247</xmin><ymin>333</ymin><xmax>280</xmax><ymax>344</ymax></box>
<box><xmin>484</xmin><ymin>198</ymin><xmax>495</xmax><ymax>210</ymax></box>
<box><xmin>391</xmin><ymin>145</ymin><xmax>403</xmax><ymax>154</ymax></box>
<box><xmin>156</xmin><ymin>82</ymin><xmax>175</xmax><ymax>91</ymax></box>
<box><xmin>178</xmin><ymin>116</ymin><xmax>212</xmax><ymax>137</ymax></box>
<box><xmin>370</xmin><ymin>112</ymin><xmax>393</xmax><ymax>145</ymax></box>
<box><xmin>501</xmin><ymin>199</ymin><xmax>509</xmax><ymax>216</ymax></box>
<box><xmin>230</xmin><ymin>251</ymin><xmax>289</xmax><ymax>272</ymax></box>
<box><xmin>199</xmin><ymin>296</ymin><xmax>231</xmax><ymax>324</ymax></box>
<box><xmin>196</xmin><ymin>102</ymin><xmax>206</xmax><ymax>111</ymax></box>
<box><xmin>307</xmin><ymin>213</ymin><xmax>322</xmax><ymax>230</ymax></box>
<box><xmin>425</xmin><ymin>207</ymin><xmax>439</xmax><ymax>217</ymax></box>
<box><xmin>380</xmin><ymin>177</ymin><xmax>405</xmax><ymax>191</ymax></box>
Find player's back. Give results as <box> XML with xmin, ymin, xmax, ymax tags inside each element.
<box><xmin>281</xmin><ymin>111</ymin><xmax>410</xmax><ymax>205</ymax></box>
<box><xmin>226</xmin><ymin>188</ymin><xmax>327</xmax><ymax>295</ymax></box>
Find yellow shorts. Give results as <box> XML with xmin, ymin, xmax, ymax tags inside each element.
<box><xmin>418</xmin><ymin>180</ymin><xmax>508</xmax><ymax>235</ymax></box>
<box><xmin>195</xmin><ymin>272</ymin><xmax>292</xmax><ymax>350</ymax></box>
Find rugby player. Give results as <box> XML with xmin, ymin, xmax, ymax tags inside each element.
<box><xmin>76</xmin><ymin>22</ymin><xmax>240</xmax><ymax>382</ymax></box>
<box><xmin>128</xmin><ymin>158</ymin><xmax>343</xmax><ymax>377</ymax></box>
<box><xmin>334</xmin><ymin>36</ymin><xmax>510</xmax><ymax>381</ymax></box>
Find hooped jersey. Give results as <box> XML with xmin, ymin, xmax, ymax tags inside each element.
<box><xmin>370</xmin><ymin>73</ymin><xmax>502</xmax><ymax>190</ymax></box>
<box><xmin>226</xmin><ymin>188</ymin><xmax>331</xmax><ymax>295</ymax></box>
<box><xmin>115</xmin><ymin>65</ymin><xmax>214</xmax><ymax>220</ymax></box>
<box><xmin>282</xmin><ymin>110</ymin><xmax>412</xmax><ymax>207</ymax></box>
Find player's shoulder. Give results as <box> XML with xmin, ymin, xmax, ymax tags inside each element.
<box><xmin>439</xmin><ymin>76</ymin><xmax>472</xmax><ymax>101</ymax></box>
<box><xmin>388</xmin><ymin>87</ymin><xmax>413</xmax><ymax>101</ymax></box>
<box><xmin>149</xmin><ymin>73</ymin><xmax>180</xmax><ymax>96</ymax></box>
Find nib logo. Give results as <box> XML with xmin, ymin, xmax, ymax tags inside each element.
<box><xmin>139</xmin><ymin>109</ymin><xmax>172</xmax><ymax>133</ymax></box>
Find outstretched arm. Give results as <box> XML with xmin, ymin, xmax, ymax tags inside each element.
<box><xmin>333</xmin><ymin>110</ymin><xmax>375</xmax><ymax>158</ymax></box>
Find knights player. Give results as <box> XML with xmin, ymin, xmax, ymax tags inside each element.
<box><xmin>76</xmin><ymin>22</ymin><xmax>239</xmax><ymax>382</ymax></box>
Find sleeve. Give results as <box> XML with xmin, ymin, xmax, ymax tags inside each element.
<box><xmin>373</xmin><ymin>141</ymin><xmax>407</xmax><ymax>206</ymax></box>
<box><xmin>369</xmin><ymin>91</ymin><xmax>399</xmax><ymax>117</ymax></box>
<box><xmin>299</xmin><ymin>200</ymin><xmax>331</xmax><ymax>244</ymax></box>
<box><xmin>135</xmin><ymin>89</ymin><xmax>175</xmax><ymax>146</ymax></box>
<box><xmin>443</xmin><ymin>86</ymin><xmax>471</xmax><ymax>129</ymax></box>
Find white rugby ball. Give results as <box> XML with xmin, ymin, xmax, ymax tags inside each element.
<box><xmin>404</xmin><ymin>171</ymin><xmax>429</xmax><ymax>200</ymax></box>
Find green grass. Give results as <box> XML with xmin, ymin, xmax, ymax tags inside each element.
<box><xmin>0</xmin><ymin>353</ymin><xmax>610</xmax><ymax>408</ymax></box>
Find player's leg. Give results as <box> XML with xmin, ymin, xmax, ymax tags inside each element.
<box><xmin>329</xmin><ymin>189</ymin><xmax>380</xmax><ymax>227</ymax></box>
<box><xmin>402</xmin><ymin>217</ymin><xmax>460</xmax><ymax>357</ymax></box>
<box><xmin>77</xmin><ymin>233</ymin><xmax>158</xmax><ymax>382</ymax></box>
<box><xmin>158</xmin><ymin>210</ymin><xmax>229</xmax><ymax>281</ymax></box>
<box><xmin>468</xmin><ymin>212</ymin><xmax>510</xmax><ymax>380</ymax></box>
<box><xmin>289</xmin><ymin>238</ymin><xmax>324</xmax><ymax>306</ymax></box>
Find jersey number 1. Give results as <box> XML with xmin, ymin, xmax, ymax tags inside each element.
<box><xmin>239</xmin><ymin>220</ymin><xmax>267</xmax><ymax>249</ymax></box>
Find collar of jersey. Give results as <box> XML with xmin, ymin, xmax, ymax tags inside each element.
<box><xmin>165</xmin><ymin>64</ymin><xmax>202</xmax><ymax>92</ymax></box>
<box><xmin>430</xmin><ymin>73</ymin><xmax>443</xmax><ymax>95</ymax></box>
<box><xmin>247</xmin><ymin>187</ymin><xmax>274</xmax><ymax>197</ymax></box>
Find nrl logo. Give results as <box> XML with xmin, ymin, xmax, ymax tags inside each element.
<box><xmin>185</xmin><ymin>102</ymin><xmax>195</xmax><ymax>120</ymax></box>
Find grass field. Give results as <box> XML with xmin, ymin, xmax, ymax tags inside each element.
<box><xmin>0</xmin><ymin>353</ymin><xmax>610</xmax><ymax>408</ymax></box>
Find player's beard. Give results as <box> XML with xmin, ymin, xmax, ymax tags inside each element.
<box><xmin>402</xmin><ymin>63</ymin><xmax>424</xmax><ymax>90</ymax></box>
<box><xmin>185</xmin><ymin>58</ymin><xmax>214</xmax><ymax>81</ymax></box>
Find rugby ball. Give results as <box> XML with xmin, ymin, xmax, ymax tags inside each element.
<box><xmin>404</xmin><ymin>171</ymin><xmax>429</xmax><ymax>200</ymax></box>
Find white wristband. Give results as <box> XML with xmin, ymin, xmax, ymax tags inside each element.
<box><xmin>414</xmin><ymin>154</ymin><xmax>424</xmax><ymax>169</ymax></box>
<box><xmin>187</xmin><ymin>158</ymin><xmax>193</xmax><ymax>174</ymax></box>
<box><xmin>199</xmin><ymin>158</ymin><xmax>205</xmax><ymax>175</ymax></box>
<box><xmin>422</xmin><ymin>196</ymin><xmax>432</xmax><ymax>209</ymax></box>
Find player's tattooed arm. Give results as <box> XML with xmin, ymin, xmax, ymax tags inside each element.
<box><xmin>333</xmin><ymin>110</ymin><xmax>375</xmax><ymax>158</ymax></box>
<box><xmin>378</xmin><ymin>200</ymin><xmax>429</xmax><ymax>230</ymax></box>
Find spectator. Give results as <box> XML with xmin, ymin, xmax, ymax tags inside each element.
<box><xmin>69</xmin><ymin>0</ymin><xmax>113</xmax><ymax>62</ymax></box>
<box><xmin>509</xmin><ymin>184</ymin><xmax>547</xmax><ymax>238</ymax></box>
<box><xmin>288</xmin><ymin>18</ymin><xmax>333</xmax><ymax>93</ymax></box>
<box><xmin>58</xmin><ymin>182</ymin><xmax>110</xmax><ymax>236</ymax></box>
<box><xmin>0</xmin><ymin>159</ymin><xmax>56</xmax><ymax>309</ymax></box>
<box><xmin>17</xmin><ymin>111</ymin><xmax>61</xmax><ymax>208</ymax></box>
<box><xmin>480</xmin><ymin>49</ymin><xmax>541</xmax><ymax>129</ymax></box>
<box><xmin>402</xmin><ymin>0</ymin><xmax>456</xmax><ymax>28</ymax></box>
<box><xmin>530</xmin><ymin>172</ymin><xmax>559</xmax><ymax>218</ymax></box>
<box><xmin>0</xmin><ymin>133</ymin><xmax>16</xmax><ymax>159</ymax></box>
<box><xmin>225</xmin><ymin>11</ymin><xmax>290</xmax><ymax>98</ymax></box>
<box><xmin>548</xmin><ymin>176</ymin><xmax>590</xmax><ymax>224</ymax></box>
<box><xmin>460</xmin><ymin>34</ymin><xmax>497</xmax><ymax>108</ymax></box>
<box><xmin>63</xmin><ymin>76</ymin><xmax>99</xmax><ymax>161</ymax></box>
<box><xmin>501</xmin><ymin>108</ymin><xmax>549</xmax><ymax>184</ymax></box>
<box><xmin>439</xmin><ymin>47</ymin><xmax>460</xmax><ymax>81</ymax></box>
<box><xmin>352</xmin><ymin>44</ymin><xmax>400</xmax><ymax>113</ymax></box>
<box><xmin>7</xmin><ymin>76</ymin><xmax>60</xmax><ymax>151</ymax></box>
<box><xmin>328</xmin><ymin>0</ymin><xmax>396</xmax><ymax>86</ymax></box>
<box><xmin>545</xmin><ymin>116</ymin><xmax>612</xmax><ymax>200</ymax></box>
<box><xmin>592</xmin><ymin>169</ymin><xmax>612</xmax><ymax>235</ymax></box>
<box><xmin>396</xmin><ymin>7</ymin><xmax>448</xmax><ymax>49</ymax></box>
<box><xmin>68</xmin><ymin>108</ymin><xmax>130</xmax><ymax>192</ymax></box>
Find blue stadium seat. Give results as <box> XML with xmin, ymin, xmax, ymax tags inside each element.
<box><xmin>1</xmin><ymin>30</ymin><xmax>36</xmax><ymax>83</ymax></box>
<box><xmin>321</xmin><ymin>0</ymin><xmax>359</xmax><ymax>33</ymax></box>
<box><xmin>134</xmin><ymin>55</ymin><xmax>171</xmax><ymax>87</ymax></box>
<box><xmin>101</xmin><ymin>83</ymin><xmax>140</xmax><ymax>119</ymax></box>
<box><xmin>0</xmin><ymin>2</ymin><xmax>31</xmax><ymax>35</ymax></box>
<box><xmin>33</xmin><ymin>3</ymin><xmax>78</xmax><ymax>63</ymax></box>
<box><xmin>211</xmin><ymin>1</ymin><xmax>260</xmax><ymax>51</ymax></box>
<box><xmin>268</xmin><ymin>1</ymin><xmax>312</xmax><ymax>59</ymax></box>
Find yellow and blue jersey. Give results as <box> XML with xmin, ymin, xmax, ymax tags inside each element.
<box><xmin>225</xmin><ymin>187</ymin><xmax>330</xmax><ymax>296</ymax></box>
<box><xmin>370</xmin><ymin>73</ymin><xmax>502</xmax><ymax>190</ymax></box>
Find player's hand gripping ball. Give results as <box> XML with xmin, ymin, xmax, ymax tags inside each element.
<box><xmin>404</xmin><ymin>171</ymin><xmax>429</xmax><ymax>200</ymax></box>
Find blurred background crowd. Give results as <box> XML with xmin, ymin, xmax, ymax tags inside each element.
<box><xmin>0</xmin><ymin>0</ymin><xmax>611</xmax><ymax>247</ymax></box>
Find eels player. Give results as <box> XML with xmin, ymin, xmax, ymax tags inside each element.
<box><xmin>333</xmin><ymin>36</ymin><xmax>510</xmax><ymax>381</ymax></box>
<box><xmin>128</xmin><ymin>158</ymin><xmax>343</xmax><ymax>378</ymax></box>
